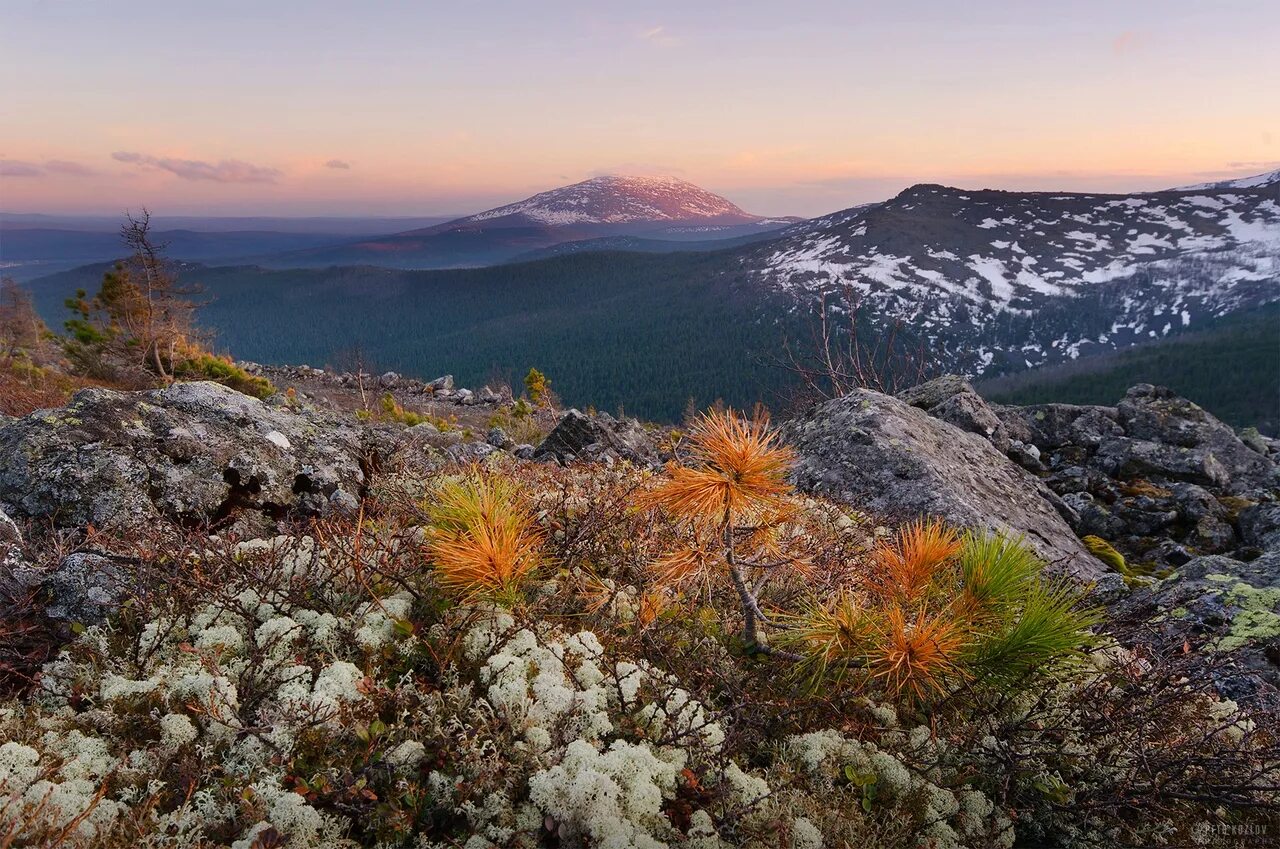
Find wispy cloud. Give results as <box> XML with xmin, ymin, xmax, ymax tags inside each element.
<box><xmin>112</xmin><ymin>151</ymin><xmax>282</xmax><ymax>183</ymax></box>
<box><xmin>44</xmin><ymin>159</ymin><xmax>97</xmax><ymax>176</ymax></box>
<box><xmin>324</xmin><ymin>159</ymin><xmax>351</xmax><ymax>170</ymax></box>
<box><xmin>637</xmin><ymin>25</ymin><xmax>679</xmax><ymax>47</ymax></box>
<box><xmin>1225</xmin><ymin>160</ymin><xmax>1280</xmax><ymax>171</ymax></box>
<box><xmin>0</xmin><ymin>159</ymin><xmax>43</xmax><ymax>177</ymax></box>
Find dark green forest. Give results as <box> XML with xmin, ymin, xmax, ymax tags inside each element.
<box><xmin>25</xmin><ymin>252</ymin><xmax>805</xmax><ymax>421</ymax></box>
<box><xmin>979</xmin><ymin>303</ymin><xmax>1280</xmax><ymax>435</ymax></box>
<box><xmin>26</xmin><ymin>254</ymin><xmax>1278</xmax><ymax>428</ymax></box>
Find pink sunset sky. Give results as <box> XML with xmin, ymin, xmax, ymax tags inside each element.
<box><xmin>2</xmin><ymin>0</ymin><xmax>1277</xmax><ymax>218</ymax></box>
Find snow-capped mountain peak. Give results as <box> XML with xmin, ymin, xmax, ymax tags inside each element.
<box><xmin>742</xmin><ymin>180</ymin><xmax>1280</xmax><ymax>377</ymax></box>
<box><xmin>1173</xmin><ymin>168</ymin><xmax>1280</xmax><ymax>191</ymax></box>
<box><xmin>462</xmin><ymin>175</ymin><xmax>757</xmax><ymax>226</ymax></box>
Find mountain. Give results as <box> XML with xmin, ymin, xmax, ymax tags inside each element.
<box><xmin>22</xmin><ymin>179</ymin><xmax>1278</xmax><ymax>425</ymax></box>
<box><xmin>1172</xmin><ymin>168</ymin><xmax>1280</xmax><ymax>191</ymax></box>
<box><xmin>740</xmin><ymin>180</ymin><xmax>1280</xmax><ymax>376</ymax></box>
<box><xmin>261</xmin><ymin>175</ymin><xmax>795</xmax><ymax>269</ymax></box>
<box><xmin>456</xmin><ymin>174</ymin><xmax>756</xmax><ymax>225</ymax></box>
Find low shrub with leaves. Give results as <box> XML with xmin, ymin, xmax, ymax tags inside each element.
<box><xmin>1</xmin><ymin>410</ymin><xmax>1276</xmax><ymax>847</ymax></box>
<box><xmin>173</xmin><ymin>353</ymin><xmax>275</xmax><ymax>400</ymax></box>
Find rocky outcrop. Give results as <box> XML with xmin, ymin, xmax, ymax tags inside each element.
<box><xmin>242</xmin><ymin>362</ymin><xmax>505</xmax><ymax>407</ymax></box>
<box><xmin>533</xmin><ymin>410</ymin><xmax>660</xmax><ymax>466</ymax></box>
<box><xmin>0</xmin><ymin>381</ymin><xmax>378</xmax><ymax>531</ymax></box>
<box><xmin>896</xmin><ymin>374</ymin><xmax>1011</xmax><ymax>452</ymax></box>
<box><xmin>783</xmin><ymin>389</ymin><xmax>1102</xmax><ymax>579</ymax></box>
<box><xmin>989</xmin><ymin>385</ymin><xmax>1278</xmax><ymax>567</ymax></box>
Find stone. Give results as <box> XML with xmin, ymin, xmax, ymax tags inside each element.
<box><xmin>379</xmin><ymin>371</ymin><xmax>401</xmax><ymax>388</ymax></box>
<box><xmin>426</xmin><ymin>375</ymin><xmax>454</xmax><ymax>392</ymax></box>
<box><xmin>534</xmin><ymin>410</ymin><xmax>659</xmax><ymax>466</ymax></box>
<box><xmin>0</xmin><ymin>381</ymin><xmax>377</xmax><ymax>530</ymax></box>
<box><xmin>446</xmin><ymin>441</ymin><xmax>499</xmax><ymax>463</ymax></box>
<box><xmin>1240</xmin><ymin>427</ymin><xmax>1270</xmax><ymax>456</ymax></box>
<box><xmin>42</xmin><ymin>552</ymin><xmax>130</xmax><ymax>624</ymax></box>
<box><xmin>1007</xmin><ymin>440</ymin><xmax>1045</xmax><ymax>472</ymax></box>
<box><xmin>328</xmin><ymin>489</ymin><xmax>361</xmax><ymax>517</ymax></box>
<box><xmin>782</xmin><ymin>389</ymin><xmax>1101</xmax><ymax>579</ymax></box>
<box><xmin>1239</xmin><ymin>502</ymin><xmax>1280</xmax><ymax>551</ymax></box>
<box><xmin>997</xmin><ymin>403</ymin><xmax>1123</xmax><ymax>450</ymax></box>
<box><xmin>486</xmin><ymin>426</ymin><xmax>513</xmax><ymax>450</ymax></box>
<box><xmin>513</xmin><ymin>444</ymin><xmax>536</xmax><ymax>460</ymax></box>
<box><xmin>1117</xmin><ymin>551</ymin><xmax>1280</xmax><ymax>705</ymax></box>
<box><xmin>1114</xmin><ymin>385</ymin><xmax>1277</xmax><ymax>493</ymax></box>
<box><xmin>897</xmin><ymin>375</ymin><xmax>1010</xmax><ymax>452</ymax></box>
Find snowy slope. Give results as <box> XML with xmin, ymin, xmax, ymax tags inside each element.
<box><xmin>1173</xmin><ymin>169</ymin><xmax>1280</xmax><ymax>191</ymax></box>
<box><xmin>462</xmin><ymin>175</ymin><xmax>758</xmax><ymax>226</ymax></box>
<box><xmin>265</xmin><ymin>175</ymin><xmax>781</xmax><ymax>268</ymax></box>
<box><xmin>741</xmin><ymin>182</ymin><xmax>1280</xmax><ymax>376</ymax></box>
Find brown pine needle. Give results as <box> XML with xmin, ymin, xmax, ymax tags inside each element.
<box><xmin>640</xmin><ymin>409</ymin><xmax>794</xmax><ymax>524</ymax></box>
<box><xmin>869</xmin><ymin>604</ymin><xmax>967</xmax><ymax>702</ymax></box>
<box><xmin>872</xmin><ymin>519</ymin><xmax>962</xmax><ymax>602</ymax></box>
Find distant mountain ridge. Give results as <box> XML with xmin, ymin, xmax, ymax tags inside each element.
<box><xmin>261</xmin><ymin>175</ymin><xmax>795</xmax><ymax>269</ymax></box>
<box><xmin>740</xmin><ymin>177</ymin><xmax>1280</xmax><ymax>376</ymax></box>
<box><xmin>1173</xmin><ymin>168</ymin><xmax>1280</xmax><ymax>191</ymax></box>
<box><xmin>460</xmin><ymin>175</ymin><xmax>757</xmax><ymax>226</ymax></box>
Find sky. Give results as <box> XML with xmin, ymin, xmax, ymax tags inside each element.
<box><xmin>2</xmin><ymin>0</ymin><xmax>1278</xmax><ymax>219</ymax></box>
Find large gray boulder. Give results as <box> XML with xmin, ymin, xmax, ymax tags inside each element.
<box><xmin>0</xmin><ymin>381</ymin><xmax>376</xmax><ymax>530</ymax></box>
<box><xmin>897</xmin><ymin>375</ymin><xmax>1011</xmax><ymax>452</ymax></box>
<box><xmin>783</xmin><ymin>390</ymin><xmax>1102</xmax><ymax>579</ymax></box>
<box><xmin>534</xmin><ymin>410</ymin><xmax>659</xmax><ymax>466</ymax></box>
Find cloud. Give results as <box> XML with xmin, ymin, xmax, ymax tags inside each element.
<box><xmin>0</xmin><ymin>159</ymin><xmax>43</xmax><ymax>177</ymax></box>
<box><xmin>112</xmin><ymin>151</ymin><xmax>282</xmax><ymax>183</ymax></box>
<box><xmin>637</xmin><ymin>25</ymin><xmax>679</xmax><ymax>47</ymax></box>
<box><xmin>1111</xmin><ymin>31</ymin><xmax>1142</xmax><ymax>54</ymax></box>
<box><xmin>1224</xmin><ymin>160</ymin><xmax>1280</xmax><ymax>171</ymax></box>
<box><xmin>324</xmin><ymin>159</ymin><xmax>351</xmax><ymax>170</ymax></box>
<box><xmin>44</xmin><ymin>159</ymin><xmax>97</xmax><ymax>177</ymax></box>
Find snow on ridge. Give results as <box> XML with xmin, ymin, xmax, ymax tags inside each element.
<box><xmin>1172</xmin><ymin>168</ymin><xmax>1280</xmax><ymax>191</ymax></box>
<box><xmin>750</xmin><ymin>184</ymin><xmax>1280</xmax><ymax>328</ymax></box>
<box><xmin>463</xmin><ymin>175</ymin><xmax>754</xmax><ymax>225</ymax></box>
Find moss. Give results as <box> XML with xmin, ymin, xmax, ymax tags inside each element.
<box><xmin>174</xmin><ymin>354</ymin><xmax>275</xmax><ymax>399</ymax></box>
<box><xmin>1215</xmin><ymin>582</ymin><xmax>1280</xmax><ymax>652</ymax></box>
<box><xmin>1082</xmin><ymin>535</ymin><xmax>1126</xmax><ymax>573</ymax></box>
<box><xmin>1217</xmin><ymin>496</ymin><xmax>1257</xmax><ymax>524</ymax></box>
<box><xmin>1120</xmin><ymin>480</ymin><xmax>1172</xmax><ymax>498</ymax></box>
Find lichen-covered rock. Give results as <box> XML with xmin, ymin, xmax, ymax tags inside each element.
<box><xmin>0</xmin><ymin>382</ymin><xmax>376</xmax><ymax>530</ymax></box>
<box><xmin>783</xmin><ymin>390</ymin><xmax>1101</xmax><ymax>579</ymax></box>
<box><xmin>997</xmin><ymin>403</ymin><xmax>1123</xmax><ymax>450</ymax></box>
<box><xmin>41</xmin><ymin>553</ymin><xmax>131</xmax><ymax>624</ymax></box>
<box><xmin>897</xmin><ymin>375</ymin><xmax>1011</xmax><ymax>452</ymax></box>
<box><xmin>533</xmin><ymin>409</ymin><xmax>659</xmax><ymax>466</ymax></box>
<box><xmin>1117</xmin><ymin>551</ymin><xmax>1280</xmax><ymax>707</ymax></box>
<box><xmin>1240</xmin><ymin>502</ymin><xmax>1280</xmax><ymax>552</ymax></box>
<box><xmin>979</xmin><ymin>386</ymin><xmax>1279</xmax><ymax>566</ymax></box>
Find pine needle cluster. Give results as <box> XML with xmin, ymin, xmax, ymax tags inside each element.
<box><xmin>778</xmin><ymin>521</ymin><xmax>1097</xmax><ymax>703</ymax></box>
<box><xmin>425</xmin><ymin>472</ymin><xmax>545</xmax><ymax>603</ymax></box>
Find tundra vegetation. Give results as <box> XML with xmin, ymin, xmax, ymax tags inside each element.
<box><xmin>1</xmin><ymin>409</ymin><xmax>1275</xmax><ymax>848</ymax></box>
<box><xmin>1</xmin><ymin>212</ymin><xmax>270</xmax><ymax>418</ymax></box>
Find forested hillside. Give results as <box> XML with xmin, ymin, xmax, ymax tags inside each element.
<box><xmin>26</xmin><ymin>246</ymin><xmax>1280</xmax><ymax>427</ymax></box>
<box><xmin>25</xmin><ymin>252</ymin><xmax>799</xmax><ymax>421</ymax></box>
<box><xmin>978</xmin><ymin>302</ymin><xmax>1280</xmax><ymax>434</ymax></box>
